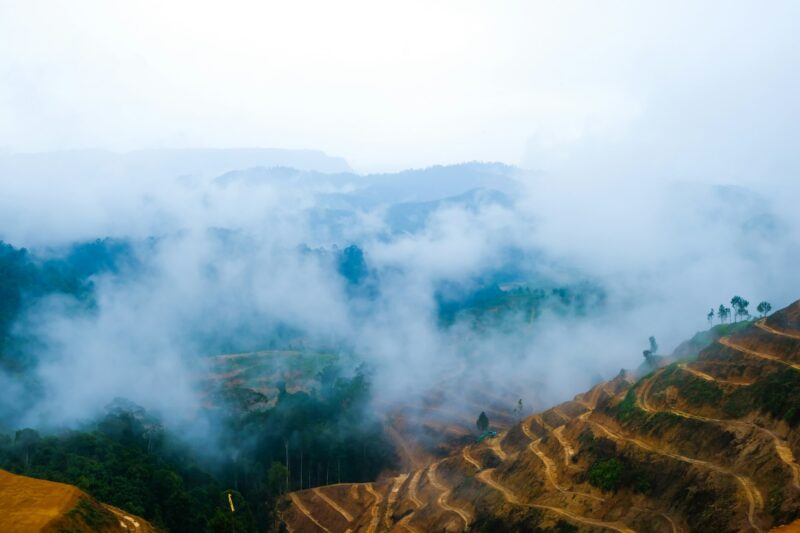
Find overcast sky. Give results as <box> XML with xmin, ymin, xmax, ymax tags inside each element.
<box><xmin>1</xmin><ymin>1</ymin><xmax>798</xmax><ymax>175</ymax></box>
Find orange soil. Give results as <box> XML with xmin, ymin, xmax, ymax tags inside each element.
<box><xmin>0</xmin><ymin>469</ymin><xmax>155</xmax><ymax>533</ymax></box>
<box><xmin>0</xmin><ymin>469</ymin><xmax>82</xmax><ymax>533</ymax></box>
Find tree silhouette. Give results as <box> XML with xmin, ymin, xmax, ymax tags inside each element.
<box><xmin>476</xmin><ymin>411</ymin><xmax>489</xmax><ymax>432</ymax></box>
<box><xmin>757</xmin><ymin>301</ymin><xmax>772</xmax><ymax>317</ymax></box>
<box><xmin>642</xmin><ymin>336</ymin><xmax>658</xmax><ymax>368</ymax></box>
<box><xmin>707</xmin><ymin>308</ymin><xmax>715</xmax><ymax>326</ymax></box>
<box><xmin>649</xmin><ymin>336</ymin><xmax>658</xmax><ymax>354</ymax></box>
<box><xmin>739</xmin><ymin>298</ymin><xmax>750</xmax><ymax>320</ymax></box>
<box><xmin>730</xmin><ymin>296</ymin><xmax>744</xmax><ymax>322</ymax></box>
<box><xmin>513</xmin><ymin>399</ymin><xmax>523</xmax><ymax>420</ymax></box>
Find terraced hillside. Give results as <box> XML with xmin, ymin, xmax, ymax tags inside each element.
<box><xmin>282</xmin><ymin>300</ymin><xmax>800</xmax><ymax>532</ymax></box>
<box><xmin>0</xmin><ymin>469</ymin><xmax>157</xmax><ymax>532</ymax></box>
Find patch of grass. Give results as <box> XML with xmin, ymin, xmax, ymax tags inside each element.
<box><xmin>577</xmin><ymin>429</ymin><xmax>595</xmax><ymax>448</ymax></box>
<box><xmin>727</xmin><ymin>368</ymin><xmax>800</xmax><ymax>426</ymax></box>
<box><xmin>615</xmin><ymin>387</ymin><xmax>641</xmax><ymax>422</ymax></box>
<box><xmin>681</xmin><ymin>378</ymin><xmax>723</xmax><ymax>407</ymax></box>
<box><xmin>65</xmin><ymin>498</ymin><xmax>115</xmax><ymax>530</ymax></box>
<box><xmin>673</xmin><ymin>321</ymin><xmax>751</xmax><ymax>359</ymax></box>
<box><xmin>641</xmin><ymin>410</ymin><xmax>682</xmax><ymax>430</ymax></box>
<box><xmin>469</xmin><ymin>507</ymin><xmax>544</xmax><ymax>532</ymax></box>
<box><xmin>580</xmin><ymin>434</ymin><xmax>654</xmax><ymax>495</ymax></box>
<box><xmin>652</xmin><ymin>364</ymin><xmax>724</xmax><ymax>409</ymax></box>
<box><xmin>588</xmin><ymin>458</ymin><xmax>623</xmax><ymax>491</ymax></box>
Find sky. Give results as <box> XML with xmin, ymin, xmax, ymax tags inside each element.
<box><xmin>2</xmin><ymin>1</ymin><xmax>798</xmax><ymax>174</ymax></box>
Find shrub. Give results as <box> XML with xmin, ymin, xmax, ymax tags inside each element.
<box><xmin>588</xmin><ymin>458</ymin><xmax>623</xmax><ymax>491</ymax></box>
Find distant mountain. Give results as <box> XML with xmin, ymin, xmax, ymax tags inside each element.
<box><xmin>0</xmin><ymin>147</ymin><xmax>352</xmax><ymax>181</ymax></box>
<box><xmin>215</xmin><ymin>161</ymin><xmax>520</xmax><ymax>205</ymax></box>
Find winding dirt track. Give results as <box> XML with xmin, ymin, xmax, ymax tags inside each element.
<box><xmin>678</xmin><ymin>363</ymin><xmax>751</xmax><ymax>385</ymax></box>
<box><xmin>313</xmin><ymin>487</ymin><xmax>354</xmax><ymax>523</ymax></box>
<box><xmin>552</xmin><ymin>425</ymin><xmax>576</xmax><ymax>468</ymax></box>
<box><xmin>719</xmin><ymin>336</ymin><xmax>800</xmax><ymax>371</ymax></box>
<box><xmin>383</xmin><ymin>475</ymin><xmax>407</xmax><ymax>530</ymax></box>
<box><xmin>638</xmin><ymin>370</ymin><xmax>800</xmax><ymax>490</ymax></box>
<box><xmin>677</xmin><ymin>363</ymin><xmax>715</xmax><ymax>382</ymax></box>
<box><xmin>476</xmin><ymin>468</ymin><xmax>636</xmax><ymax>533</ymax></box>
<box><xmin>289</xmin><ymin>493</ymin><xmax>331</xmax><ymax>533</ymax></box>
<box><xmin>585</xmin><ymin>384</ymin><xmax>607</xmax><ymax>409</ymax></box>
<box><xmin>487</xmin><ymin>436</ymin><xmax>508</xmax><ymax>461</ymax></box>
<box><xmin>394</xmin><ymin>470</ymin><xmax>424</xmax><ymax>533</ymax></box>
<box><xmin>364</xmin><ymin>483</ymin><xmax>383</xmax><ymax>533</ymax></box>
<box><xmin>756</xmin><ymin>319</ymin><xmax>800</xmax><ymax>340</ymax></box>
<box><xmin>585</xmin><ymin>416</ymin><xmax>763</xmax><ymax>532</ymax></box>
<box><xmin>427</xmin><ymin>461</ymin><xmax>473</xmax><ymax>527</ymax></box>
<box><xmin>462</xmin><ymin>446</ymin><xmax>482</xmax><ymax>470</ymax></box>
<box><xmin>540</xmin><ymin>408</ymin><xmax>581</xmax><ymax>470</ymax></box>
<box><xmin>521</xmin><ymin>422</ymin><xmax>568</xmax><ymax>493</ymax></box>
<box><xmin>407</xmin><ymin>469</ymin><xmax>424</xmax><ymax>508</ymax></box>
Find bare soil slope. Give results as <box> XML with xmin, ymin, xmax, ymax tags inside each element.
<box><xmin>282</xmin><ymin>299</ymin><xmax>800</xmax><ymax>532</ymax></box>
<box><xmin>0</xmin><ymin>469</ymin><xmax>157</xmax><ymax>533</ymax></box>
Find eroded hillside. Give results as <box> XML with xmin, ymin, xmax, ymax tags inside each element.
<box><xmin>0</xmin><ymin>469</ymin><xmax>157</xmax><ymax>532</ymax></box>
<box><xmin>282</xmin><ymin>300</ymin><xmax>800</xmax><ymax>532</ymax></box>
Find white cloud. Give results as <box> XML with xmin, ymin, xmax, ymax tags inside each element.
<box><xmin>3</xmin><ymin>2</ymin><xmax>795</xmax><ymax>172</ymax></box>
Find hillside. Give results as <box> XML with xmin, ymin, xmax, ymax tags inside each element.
<box><xmin>0</xmin><ymin>469</ymin><xmax>156</xmax><ymax>532</ymax></box>
<box><xmin>281</xmin><ymin>300</ymin><xmax>800</xmax><ymax>532</ymax></box>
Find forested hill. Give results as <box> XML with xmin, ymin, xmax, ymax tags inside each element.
<box><xmin>0</xmin><ymin>238</ymin><xmax>134</xmax><ymax>370</ymax></box>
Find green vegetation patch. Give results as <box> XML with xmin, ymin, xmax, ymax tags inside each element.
<box><xmin>469</xmin><ymin>507</ymin><xmax>546</xmax><ymax>532</ymax></box>
<box><xmin>64</xmin><ymin>498</ymin><xmax>116</xmax><ymax>531</ymax></box>
<box><xmin>648</xmin><ymin>364</ymin><xmax>724</xmax><ymax>408</ymax></box>
<box><xmin>614</xmin><ymin>386</ymin><xmax>642</xmax><ymax>422</ymax></box>
<box><xmin>588</xmin><ymin>458</ymin><xmax>623</xmax><ymax>491</ymax></box>
<box><xmin>681</xmin><ymin>378</ymin><xmax>723</xmax><ymax>407</ymax></box>
<box><xmin>727</xmin><ymin>368</ymin><xmax>800</xmax><ymax>425</ymax></box>
<box><xmin>578</xmin><ymin>431</ymin><xmax>654</xmax><ymax>494</ymax></box>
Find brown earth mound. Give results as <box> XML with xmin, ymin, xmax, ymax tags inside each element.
<box><xmin>0</xmin><ymin>469</ymin><xmax>157</xmax><ymax>533</ymax></box>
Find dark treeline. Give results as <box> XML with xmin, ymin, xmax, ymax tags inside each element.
<box><xmin>0</xmin><ymin>238</ymin><xmax>135</xmax><ymax>372</ymax></box>
<box><xmin>706</xmin><ymin>295</ymin><xmax>772</xmax><ymax>326</ymax></box>
<box><xmin>0</xmin><ymin>362</ymin><xmax>397</xmax><ymax>532</ymax></box>
<box><xmin>210</xmin><ymin>362</ymin><xmax>397</xmax><ymax>528</ymax></box>
<box><xmin>436</xmin><ymin>281</ymin><xmax>606</xmax><ymax>327</ymax></box>
<box><xmin>0</xmin><ymin>238</ymin><xmax>399</xmax><ymax>531</ymax></box>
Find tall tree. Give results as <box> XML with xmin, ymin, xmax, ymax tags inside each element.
<box><xmin>718</xmin><ymin>304</ymin><xmax>727</xmax><ymax>324</ymax></box>
<box><xmin>476</xmin><ymin>411</ymin><xmax>489</xmax><ymax>432</ymax></box>
<box><xmin>730</xmin><ymin>296</ymin><xmax>744</xmax><ymax>322</ymax></box>
<box><xmin>648</xmin><ymin>336</ymin><xmax>658</xmax><ymax>355</ymax></box>
<box><xmin>739</xmin><ymin>298</ymin><xmax>750</xmax><ymax>320</ymax></box>
<box><xmin>707</xmin><ymin>308</ymin><xmax>715</xmax><ymax>326</ymax></box>
<box><xmin>757</xmin><ymin>301</ymin><xmax>772</xmax><ymax>317</ymax></box>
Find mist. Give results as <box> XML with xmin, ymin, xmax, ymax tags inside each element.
<box><xmin>1</xmin><ymin>2</ymin><xmax>799</xmax><ymax>447</ymax></box>
<box><xmin>0</xmin><ymin>149</ymin><xmax>797</xmax><ymax>439</ymax></box>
